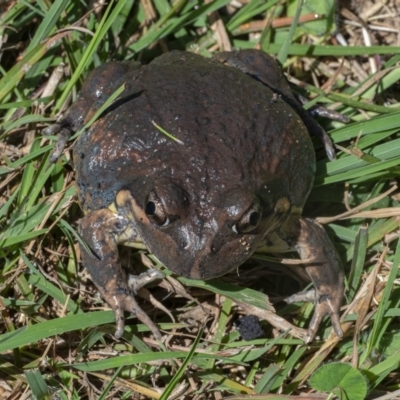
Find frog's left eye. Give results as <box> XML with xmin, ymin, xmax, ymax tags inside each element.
<box><xmin>234</xmin><ymin>203</ymin><xmax>262</xmax><ymax>234</ymax></box>
<box><xmin>145</xmin><ymin>190</ymin><xmax>169</xmax><ymax>226</ymax></box>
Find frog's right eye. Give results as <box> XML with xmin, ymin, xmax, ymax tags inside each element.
<box><xmin>145</xmin><ymin>190</ymin><xmax>169</xmax><ymax>226</ymax></box>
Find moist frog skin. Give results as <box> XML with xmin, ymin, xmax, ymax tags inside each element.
<box><xmin>46</xmin><ymin>50</ymin><xmax>344</xmax><ymax>343</ymax></box>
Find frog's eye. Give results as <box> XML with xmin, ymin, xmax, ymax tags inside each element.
<box><xmin>234</xmin><ymin>203</ymin><xmax>262</xmax><ymax>234</ymax></box>
<box><xmin>145</xmin><ymin>190</ymin><xmax>169</xmax><ymax>226</ymax></box>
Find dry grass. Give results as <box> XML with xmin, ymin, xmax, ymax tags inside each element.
<box><xmin>1</xmin><ymin>0</ymin><xmax>400</xmax><ymax>399</ymax></box>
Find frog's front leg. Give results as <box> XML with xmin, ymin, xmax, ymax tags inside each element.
<box><xmin>283</xmin><ymin>217</ymin><xmax>344</xmax><ymax>343</ymax></box>
<box><xmin>79</xmin><ymin>199</ymin><xmax>163</xmax><ymax>340</ymax></box>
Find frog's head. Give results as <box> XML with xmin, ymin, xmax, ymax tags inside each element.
<box><xmin>122</xmin><ymin>178</ymin><xmax>292</xmax><ymax>279</ymax></box>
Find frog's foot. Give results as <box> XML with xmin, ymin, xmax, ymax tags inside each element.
<box><xmin>112</xmin><ymin>293</ymin><xmax>162</xmax><ymax>340</ymax></box>
<box><xmin>295</xmin><ymin>111</ymin><xmax>336</xmax><ymax>161</ymax></box>
<box><xmin>295</xmin><ymin>93</ymin><xmax>351</xmax><ymax>124</ymax></box>
<box><xmin>111</xmin><ymin>270</ymin><xmax>165</xmax><ymax>340</ymax></box>
<box><xmin>285</xmin><ymin>288</ymin><xmax>342</xmax><ymax>343</ymax></box>
<box><xmin>306</xmin><ymin>293</ymin><xmax>342</xmax><ymax>343</ymax></box>
<box><xmin>79</xmin><ymin>207</ymin><xmax>163</xmax><ymax>340</ymax></box>
<box><xmin>43</xmin><ymin>124</ymin><xmax>73</xmax><ymax>163</ymax></box>
<box><xmin>298</xmin><ymin>218</ymin><xmax>344</xmax><ymax>342</ymax></box>
<box><xmin>42</xmin><ymin>95</ymin><xmax>89</xmax><ymax>162</ymax></box>
<box><xmin>282</xmin><ymin>217</ymin><xmax>344</xmax><ymax>342</ymax></box>
<box><xmin>43</xmin><ymin>112</ymin><xmax>77</xmax><ymax>163</ymax></box>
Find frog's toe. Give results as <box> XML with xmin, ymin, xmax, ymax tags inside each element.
<box><xmin>43</xmin><ymin>122</ymin><xmax>62</xmax><ymax>136</ymax></box>
<box><xmin>285</xmin><ymin>289</ymin><xmax>315</xmax><ymax>304</ymax></box>
<box><xmin>49</xmin><ymin>128</ymin><xmax>72</xmax><ymax>162</ymax></box>
<box><xmin>43</xmin><ymin>121</ymin><xmax>73</xmax><ymax>163</ymax></box>
<box><xmin>113</xmin><ymin>304</ymin><xmax>126</xmax><ymax>339</ymax></box>
<box><xmin>113</xmin><ymin>293</ymin><xmax>162</xmax><ymax>341</ymax></box>
<box><xmin>127</xmin><ymin>269</ymin><xmax>165</xmax><ymax>293</ymax></box>
<box><xmin>294</xmin><ymin>93</ymin><xmax>351</xmax><ymax>124</ymax></box>
<box><xmin>305</xmin><ymin>297</ymin><xmax>343</xmax><ymax>343</ymax></box>
<box><xmin>309</xmin><ymin>105</ymin><xmax>351</xmax><ymax>124</ymax></box>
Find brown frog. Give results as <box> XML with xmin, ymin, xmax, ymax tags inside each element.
<box><xmin>45</xmin><ymin>50</ymin><xmax>344</xmax><ymax>343</ymax></box>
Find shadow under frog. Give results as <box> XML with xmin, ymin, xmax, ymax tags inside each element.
<box><xmin>45</xmin><ymin>50</ymin><xmax>344</xmax><ymax>343</ymax></box>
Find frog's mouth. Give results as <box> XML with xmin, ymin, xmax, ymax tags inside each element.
<box><xmin>146</xmin><ymin>228</ymin><xmax>262</xmax><ymax>280</ymax></box>
<box><xmin>175</xmin><ymin>239</ymin><xmax>257</xmax><ymax>280</ymax></box>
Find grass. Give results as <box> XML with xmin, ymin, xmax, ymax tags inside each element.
<box><xmin>1</xmin><ymin>0</ymin><xmax>400</xmax><ymax>399</ymax></box>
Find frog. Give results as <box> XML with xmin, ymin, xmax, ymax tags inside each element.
<box><xmin>44</xmin><ymin>50</ymin><xmax>344</xmax><ymax>343</ymax></box>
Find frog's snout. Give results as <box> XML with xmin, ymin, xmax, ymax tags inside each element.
<box><xmin>164</xmin><ymin>231</ymin><xmax>257</xmax><ymax>281</ymax></box>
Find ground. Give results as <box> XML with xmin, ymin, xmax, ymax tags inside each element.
<box><xmin>1</xmin><ymin>1</ymin><xmax>400</xmax><ymax>399</ymax></box>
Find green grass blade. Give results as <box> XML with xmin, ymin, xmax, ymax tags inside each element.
<box><xmin>25</xmin><ymin>370</ymin><xmax>51</xmax><ymax>400</ymax></box>
<box><xmin>25</xmin><ymin>0</ymin><xmax>69</xmax><ymax>53</ymax></box>
<box><xmin>277</xmin><ymin>0</ymin><xmax>303</xmax><ymax>64</ymax></box>
<box><xmin>360</xmin><ymin>239</ymin><xmax>400</xmax><ymax>365</ymax></box>
<box><xmin>0</xmin><ymin>33</ymin><xmax>67</xmax><ymax>103</ymax></box>
<box><xmin>348</xmin><ymin>227</ymin><xmax>368</xmax><ymax>300</ymax></box>
<box><xmin>159</xmin><ymin>328</ymin><xmax>203</xmax><ymax>400</ymax></box>
<box><xmin>54</xmin><ymin>0</ymin><xmax>127</xmax><ymax>112</ymax></box>
<box><xmin>0</xmin><ymin>312</ymin><xmax>115</xmax><ymax>352</ymax></box>
<box><xmin>178</xmin><ymin>277</ymin><xmax>274</xmax><ymax>311</ymax></box>
<box><xmin>265</xmin><ymin>43</ymin><xmax>400</xmax><ymax>56</ymax></box>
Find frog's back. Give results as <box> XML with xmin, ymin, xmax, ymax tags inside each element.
<box><xmin>74</xmin><ymin>51</ymin><xmax>315</xmax><ymax>213</ymax></box>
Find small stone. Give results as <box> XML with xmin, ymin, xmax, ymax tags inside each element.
<box><xmin>234</xmin><ymin>315</ymin><xmax>264</xmax><ymax>341</ymax></box>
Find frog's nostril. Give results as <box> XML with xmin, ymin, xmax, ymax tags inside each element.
<box><xmin>195</xmin><ymin>116</ymin><xmax>210</xmax><ymax>126</ymax></box>
<box><xmin>180</xmin><ymin>239</ymin><xmax>189</xmax><ymax>249</ymax></box>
